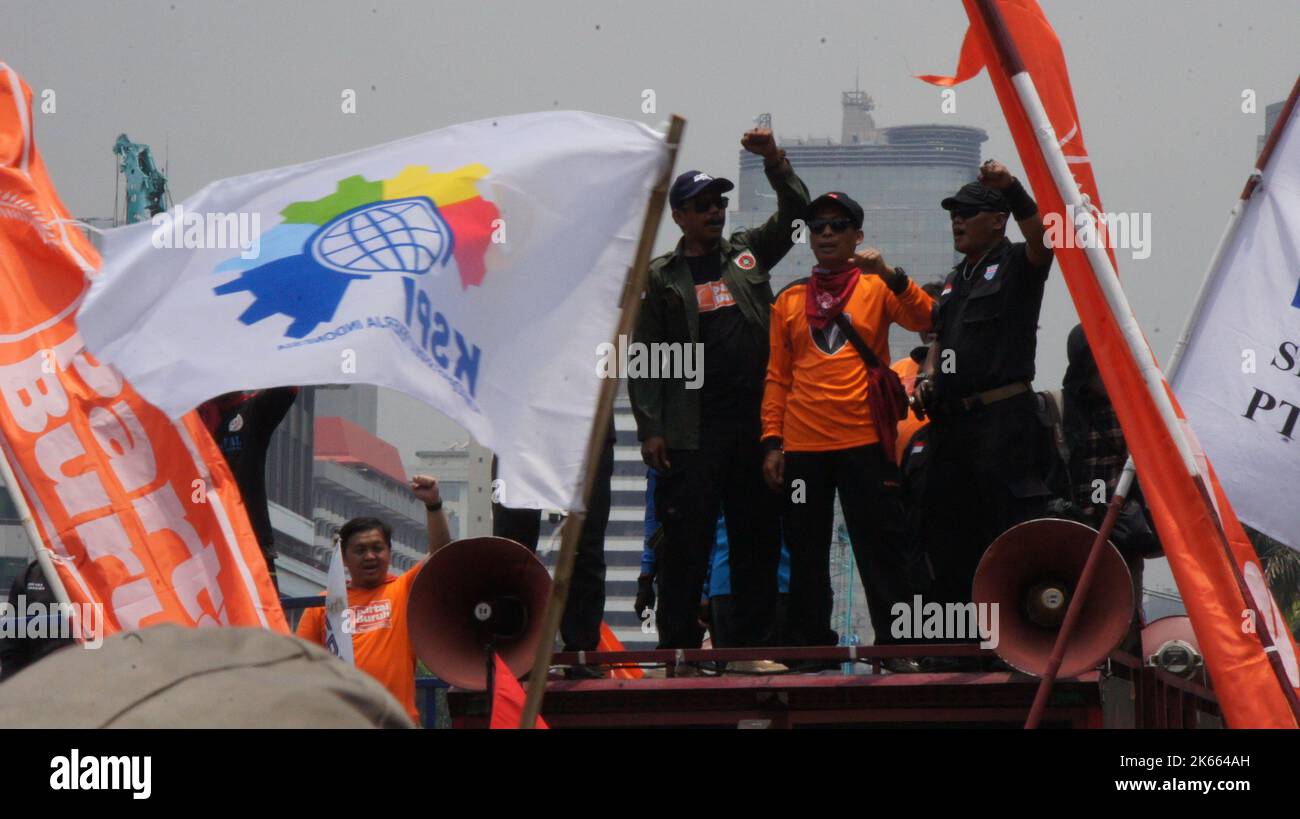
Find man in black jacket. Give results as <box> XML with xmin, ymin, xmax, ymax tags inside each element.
<box><xmin>629</xmin><ymin>128</ymin><xmax>810</xmax><ymax>651</ymax></box>
<box><xmin>200</xmin><ymin>387</ymin><xmax>300</xmax><ymax>591</ymax></box>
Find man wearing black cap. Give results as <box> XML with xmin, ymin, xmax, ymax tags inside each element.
<box><xmin>916</xmin><ymin>159</ymin><xmax>1054</xmax><ymax>616</ymax></box>
<box><xmin>761</xmin><ymin>191</ymin><xmax>934</xmax><ymax>656</ymax></box>
<box><xmin>629</xmin><ymin>128</ymin><xmax>809</xmax><ymax>654</ymax></box>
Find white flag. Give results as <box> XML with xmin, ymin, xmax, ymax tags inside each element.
<box><xmin>78</xmin><ymin>112</ymin><xmax>667</xmax><ymax>510</ymax></box>
<box><xmin>322</xmin><ymin>545</ymin><xmax>354</xmax><ymax>665</ymax></box>
<box><xmin>1172</xmin><ymin>100</ymin><xmax>1300</xmax><ymax>549</ymax></box>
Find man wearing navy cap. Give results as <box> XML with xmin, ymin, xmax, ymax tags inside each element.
<box><xmin>629</xmin><ymin>128</ymin><xmax>809</xmax><ymax>656</ymax></box>
<box><xmin>915</xmin><ymin>159</ymin><xmax>1055</xmax><ymax>622</ymax></box>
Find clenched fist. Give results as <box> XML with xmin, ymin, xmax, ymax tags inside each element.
<box><xmin>741</xmin><ymin>128</ymin><xmax>780</xmax><ymax>162</ymax></box>
<box><xmin>978</xmin><ymin>159</ymin><xmax>1015</xmax><ymax>190</ymax></box>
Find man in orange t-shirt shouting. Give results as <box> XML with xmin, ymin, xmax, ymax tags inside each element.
<box><xmin>297</xmin><ymin>474</ymin><xmax>451</xmax><ymax>723</ymax></box>
<box><xmin>761</xmin><ymin>192</ymin><xmax>934</xmax><ymax>657</ymax></box>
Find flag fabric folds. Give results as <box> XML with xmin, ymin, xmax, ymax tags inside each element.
<box><xmin>1171</xmin><ymin>90</ymin><xmax>1300</xmax><ymax>553</ymax></box>
<box><xmin>0</xmin><ymin>63</ymin><xmax>286</xmax><ymax>638</ymax></box>
<box><xmin>598</xmin><ymin>620</ymin><xmax>644</xmax><ymax>680</ymax></box>
<box><xmin>921</xmin><ymin>0</ymin><xmax>1300</xmax><ymax>726</ymax></box>
<box><xmin>489</xmin><ymin>652</ymin><xmax>548</xmax><ymax>729</ymax></box>
<box><xmin>77</xmin><ymin>112</ymin><xmax>668</xmax><ymax>512</ymax></box>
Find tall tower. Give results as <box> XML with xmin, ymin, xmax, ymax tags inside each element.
<box><xmin>841</xmin><ymin>90</ymin><xmax>877</xmax><ymax>145</ymax></box>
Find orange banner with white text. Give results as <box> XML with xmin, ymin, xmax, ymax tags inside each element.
<box><xmin>0</xmin><ymin>63</ymin><xmax>286</xmax><ymax>638</ymax></box>
<box><xmin>921</xmin><ymin>0</ymin><xmax>1299</xmax><ymax>727</ymax></box>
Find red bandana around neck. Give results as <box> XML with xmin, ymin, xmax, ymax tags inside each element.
<box><xmin>805</xmin><ymin>264</ymin><xmax>860</xmax><ymax>330</ymax></box>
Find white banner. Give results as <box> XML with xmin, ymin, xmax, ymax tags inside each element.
<box><xmin>1172</xmin><ymin>100</ymin><xmax>1300</xmax><ymax>549</ymax></box>
<box><xmin>78</xmin><ymin>112</ymin><xmax>667</xmax><ymax>510</ymax></box>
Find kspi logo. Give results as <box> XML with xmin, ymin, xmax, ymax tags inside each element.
<box><xmin>213</xmin><ymin>163</ymin><xmax>499</xmax><ymax>339</ymax></box>
<box><xmin>215</xmin><ymin>197</ymin><xmax>455</xmax><ymax>339</ymax></box>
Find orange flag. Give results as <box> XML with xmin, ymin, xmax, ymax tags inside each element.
<box><xmin>598</xmin><ymin>620</ymin><xmax>644</xmax><ymax>679</ymax></box>
<box><xmin>490</xmin><ymin>653</ymin><xmax>548</xmax><ymax>729</ymax></box>
<box><xmin>920</xmin><ymin>1</ymin><xmax>1300</xmax><ymax>727</ymax></box>
<box><xmin>0</xmin><ymin>63</ymin><xmax>286</xmax><ymax>638</ymax></box>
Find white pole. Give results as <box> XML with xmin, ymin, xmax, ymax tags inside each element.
<box><xmin>1165</xmin><ymin>189</ymin><xmax>1254</xmax><ymax>383</ymax></box>
<box><xmin>1011</xmin><ymin>72</ymin><xmax>1202</xmax><ymax>480</ymax></box>
<box><xmin>1112</xmin><ymin>183</ymin><xmax>1253</xmax><ymax>501</ymax></box>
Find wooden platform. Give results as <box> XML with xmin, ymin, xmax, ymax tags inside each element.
<box><xmin>444</xmin><ymin>647</ymin><xmax>1220</xmax><ymax>728</ymax></box>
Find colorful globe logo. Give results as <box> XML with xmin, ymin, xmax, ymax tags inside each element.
<box><xmin>310</xmin><ymin>196</ymin><xmax>454</xmax><ymax>277</ymax></box>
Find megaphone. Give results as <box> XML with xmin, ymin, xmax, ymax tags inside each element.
<box><xmin>1142</xmin><ymin>615</ymin><xmax>1203</xmax><ymax>679</ymax></box>
<box><xmin>972</xmin><ymin>518</ymin><xmax>1134</xmax><ymax>678</ymax></box>
<box><xmin>406</xmin><ymin>536</ymin><xmax>552</xmax><ymax>690</ymax></box>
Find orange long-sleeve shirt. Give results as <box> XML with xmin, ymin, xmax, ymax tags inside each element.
<box><xmin>763</xmin><ymin>273</ymin><xmax>934</xmax><ymax>452</ymax></box>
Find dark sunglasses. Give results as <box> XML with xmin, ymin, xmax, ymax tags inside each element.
<box><xmin>687</xmin><ymin>196</ymin><xmax>729</xmax><ymax>213</ymax></box>
<box><xmin>807</xmin><ymin>217</ymin><xmax>855</xmax><ymax>233</ymax></box>
<box><xmin>949</xmin><ymin>206</ymin><xmax>984</xmax><ymax>220</ymax></box>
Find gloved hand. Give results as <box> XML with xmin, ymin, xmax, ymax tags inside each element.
<box><xmin>634</xmin><ymin>574</ymin><xmax>656</xmax><ymax>621</ymax></box>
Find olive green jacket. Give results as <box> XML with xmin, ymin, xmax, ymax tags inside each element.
<box><xmin>628</xmin><ymin>160</ymin><xmax>810</xmax><ymax>449</ymax></box>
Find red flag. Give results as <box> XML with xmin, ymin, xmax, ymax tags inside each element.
<box><xmin>490</xmin><ymin>653</ymin><xmax>548</xmax><ymax>729</ymax></box>
<box><xmin>920</xmin><ymin>0</ymin><xmax>1300</xmax><ymax>727</ymax></box>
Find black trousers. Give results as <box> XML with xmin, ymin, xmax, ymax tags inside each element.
<box><xmin>711</xmin><ymin>593</ymin><xmax>790</xmax><ymax>648</ymax></box>
<box><xmin>491</xmin><ymin>421</ymin><xmax>614</xmax><ymax>652</ymax></box>
<box><xmin>655</xmin><ymin>433</ymin><xmax>782</xmax><ymax>649</ymax></box>
<box><xmin>920</xmin><ymin>393</ymin><xmax>1053</xmax><ymax>611</ymax></box>
<box><xmin>782</xmin><ymin>443</ymin><xmax>911</xmax><ymax>646</ymax></box>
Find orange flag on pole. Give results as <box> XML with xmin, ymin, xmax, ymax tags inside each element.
<box><xmin>489</xmin><ymin>653</ymin><xmax>548</xmax><ymax>729</ymax></box>
<box><xmin>920</xmin><ymin>0</ymin><xmax>1300</xmax><ymax>727</ymax></box>
<box><xmin>0</xmin><ymin>63</ymin><xmax>286</xmax><ymax>639</ymax></box>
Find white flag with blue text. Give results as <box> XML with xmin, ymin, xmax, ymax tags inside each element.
<box><xmin>1172</xmin><ymin>99</ymin><xmax>1300</xmax><ymax>550</ymax></box>
<box><xmin>78</xmin><ymin>112</ymin><xmax>667</xmax><ymax>510</ymax></box>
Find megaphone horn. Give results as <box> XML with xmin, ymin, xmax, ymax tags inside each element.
<box><xmin>406</xmin><ymin>536</ymin><xmax>553</xmax><ymax>690</ymax></box>
<box><xmin>972</xmin><ymin>518</ymin><xmax>1134</xmax><ymax>678</ymax></box>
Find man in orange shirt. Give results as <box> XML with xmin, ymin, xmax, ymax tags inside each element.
<box><xmin>761</xmin><ymin>192</ymin><xmax>934</xmax><ymax>654</ymax></box>
<box><xmin>296</xmin><ymin>474</ymin><xmax>451</xmax><ymax>723</ymax></box>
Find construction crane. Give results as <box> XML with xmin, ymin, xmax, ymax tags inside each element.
<box><xmin>113</xmin><ymin>133</ymin><xmax>169</xmax><ymax>224</ymax></box>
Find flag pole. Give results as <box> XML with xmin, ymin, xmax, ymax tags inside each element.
<box><xmin>1118</xmin><ymin>77</ymin><xmax>1300</xmax><ymax>545</ymax></box>
<box><xmin>972</xmin><ymin>0</ymin><xmax>1300</xmax><ymax>724</ymax></box>
<box><xmin>1024</xmin><ymin>461</ymin><xmax>1134</xmax><ymax>728</ymax></box>
<box><xmin>0</xmin><ymin>440</ymin><xmax>78</xmax><ymax>627</ymax></box>
<box><xmin>519</xmin><ymin>115</ymin><xmax>686</xmax><ymax>728</ymax></box>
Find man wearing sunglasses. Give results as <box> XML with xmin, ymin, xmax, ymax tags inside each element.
<box><xmin>917</xmin><ymin>159</ymin><xmax>1055</xmax><ymax>623</ymax></box>
<box><xmin>629</xmin><ymin>128</ymin><xmax>809</xmax><ymax>656</ymax></box>
<box><xmin>761</xmin><ymin>192</ymin><xmax>934</xmax><ymax>657</ymax></box>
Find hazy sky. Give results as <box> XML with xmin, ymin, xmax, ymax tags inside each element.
<box><xmin>6</xmin><ymin>0</ymin><xmax>1295</xmax><ymax>386</ymax></box>
<box><xmin>5</xmin><ymin>1</ymin><xmax>1297</xmax><ymax>589</ymax></box>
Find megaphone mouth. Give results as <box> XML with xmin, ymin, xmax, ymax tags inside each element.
<box><xmin>1025</xmin><ymin>580</ymin><xmax>1072</xmax><ymax>628</ymax></box>
<box><xmin>407</xmin><ymin>536</ymin><xmax>553</xmax><ymax>690</ymax></box>
<box><xmin>475</xmin><ymin>595</ymin><xmax>528</xmax><ymax>643</ymax></box>
<box><xmin>972</xmin><ymin>519</ymin><xmax>1135</xmax><ymax>678</ymax></box>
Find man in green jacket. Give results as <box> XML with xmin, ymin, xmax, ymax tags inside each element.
<box><xmin>629</xmin><ymin>128</ymin><xmax>809</xmax><ymax>652</ymax></box>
